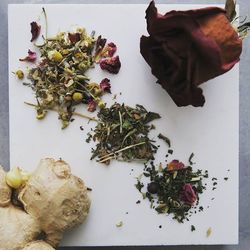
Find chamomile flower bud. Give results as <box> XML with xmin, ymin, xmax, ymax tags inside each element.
<box><xmin>48</xmin><ymin>50</ymin><xmax>63</xmax><ymax>62</ymax></box>
<box><xmin>15</xmin><ymin>70</ymin><xmax>24</xmax><ymax>79</ymax></box>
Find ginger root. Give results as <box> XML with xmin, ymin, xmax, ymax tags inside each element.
<box><xmin>22</xmin><ymin>241</ymin><xmax>55</xmax><ymax>250</ymax></box>
<box><xmin>0</xmin><ymin>159</ymin><xmax>90</xmax><ymax>250</ymax></box>
<box><xmin>0</xmin><ymin>166</ymin><xmax>11</xmax><ymax>206</ymax></box>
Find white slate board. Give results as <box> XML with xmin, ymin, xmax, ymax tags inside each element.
<box><xmin>8</xmin><ymin>4</ymin><xmax>238</xmax><ymax>246</ymax></box>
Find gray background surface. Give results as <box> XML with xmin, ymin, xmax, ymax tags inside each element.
<box><xmin>0</xmin><ymin>0</ymin><xmax>249</xmax><ymax>249</ymax></box>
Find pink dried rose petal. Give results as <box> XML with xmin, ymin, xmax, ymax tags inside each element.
<box><xmin>30</xmin><ymin>21</ymin><xmax>41</xmax><ymax>42</ymax></box>
<box><xmin>96</xmin><ymin>42</ymin><xmax>117</xmax><ymax>62</ymax></box>
<box><xmin>101</xmin><ymin>42</ymin><xmax>117</xmax><ymax>58</ymax></box>
<box><xmin>180</xmin><ymin>183</ymin><xmax>197</xmax><ymax>206</ymax></box>
<box><xmin>100</xmin><ymin>56</ymin><xmax>121</xmax><ymax>74</ymax></box>
<box><xmin>106</xmin><ymin>42</ymin><xmax>117</xmax><ymax>57</ymax></box>
<box><xmin>87</xmin><ymin>99</ymin><xmax>97</xmax><ymax>112</ymax></box>
<box><xmin>100</xmin><ymin>78</ymin><xmax>111</xmax><ymax>93</ymax></box>
<box><xmin>167</xmin><ymin>160</ymin><xmax>185</xmax><ymax>171</ymax></box>
<box><xmin>19</xmin><ymin>50</ymin><xmax>37</xmax><ymax>62</ymax></box>
<box><xmin>68</xmin><ymin>33</ymin><xmax>81</xmax><ymax>43</ymax></box>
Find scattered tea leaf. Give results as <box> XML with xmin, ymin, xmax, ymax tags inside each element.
<box><xmin>158</xmin><ymin>133</ymin><xmax>171</xmax><ymax>147</ymax></box>
<box><xmin>188</xmin><ymin>153</ymin><xmax>195</xmax><ymax>165</ymax></box>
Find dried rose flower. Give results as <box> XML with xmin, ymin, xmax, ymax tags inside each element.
<box><xmin>30</xmin><ymin>21</ymin><xmax>41</xmax><ymax>42</ymax></box>
<box><xmin>167</xmin><ymin>160</ymin><xmax>185</xmax><ymax>171</ymax></box>
<box><xmin>140</xmin><ymin>1</ymin><xmax>242</xmax><ymax>107</ymax></box>
<box><xmin>87</xmin><ymin>99</ymin><xmax>97</xmax><ymax>112</ymax></box>
<box><xmin>100</xmin><ymin>78</ymin><xmax>111</xmax><ymax>93</ymax></box>
<box><xmin>180</xmin><ymin>183</ymin><xmax>197</xmax><ymax>205</ymax></box>
<box><xmin>100</xmin><ymin>56</ymin><xmax>121</xmax><ymax>74</ymax></box>
<box><xmin>19</xmin><ymin>49</ymin><xmax>37</xmax><ymax>62</ymax></box>
<box><xmin>68</xmin><ymin>32</ymin><xmax>81</xmax><ymax>43</ymax></box>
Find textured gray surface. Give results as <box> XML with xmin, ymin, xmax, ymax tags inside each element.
<box><xmin>0</xmin><ymin>0</ymin><xmax>249</xmax><ymax>250</ymax></box>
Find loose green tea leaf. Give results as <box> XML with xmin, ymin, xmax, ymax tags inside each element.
<box><xmin>136</xmin><ymin>158</ymin><xmax>208</xmax><ymax>223</ymax></box>
<box><xmin>237</xmin><ymin>22</ymin><xmax>250</xmax><ymax>39</ymax></box>
<box><xmin>188</xmin><ymin>153</ymin><xmax>195</xmax><ymax>165</ymax></box>
<box><xmin>89</xmin><ymin>103</ymin><xmax>160</xmax><ymax>164</ymax></box>
<box><xmin>158</xmin><ymin>133</ymin><xmax>171</xmax><ymax>147</ymax></box>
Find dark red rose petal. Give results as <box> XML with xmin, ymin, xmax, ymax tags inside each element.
<box><xmin>95</xmin><ymin>35</ymin><xmax>107</xmax><ymax>55</ymax></box>
<box><xmin>106</xmin><ymin>42</ymin><xmax>117</xmax><ymax>57</ymax></box>
<box><xmin>68</xmin><ymin>33</ymin><xmax>81</xmax><ymax>43</ymax></box>
<box><xmin>100</xmin><ymin>78</ymin><xmax>111</xmax><ymax>93</ymax></box>
<box><xmin>87</xmin><ymin>99</ymin><xmax>97</xmax><ymax>112</ymax></box>
<box><xmin>167</xmin><ymin>160</ymin><xmax>185</xmax><ymax>171</ymax></box>
<box><xmin>100</xmin><ymin>56</ymin><xmax>121</xmax><ymax>74</ymax></box>
<box><xmin>19</xmin><ymin>50</ymin><xmax>37</xmax><ymax>62</ymax></box>
<box><xmin>180</xmin><ymin>183</ymin><xmax>197</xmax><ymax>206</ymax></box>
<box><xmin>30</xmin><ymin>21</ymin><xmax>41</xmax><ymax>42</ymax></box>
<box><xmin>140</xmin><ymin>1</ymin><xmax>242</xmax><ymax>107</ymax></box>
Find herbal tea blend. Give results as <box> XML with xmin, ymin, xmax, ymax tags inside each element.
<box><xmin>135</xmin><ymin>158</ymin><xmax>208</xmax><ymax>223</ymax></box>
<box><xmin>17</xmin><ymin>9</ymin><xmax>121</xmax><ymax>129</ymax></box>
<box><xmin>88</xmin><ymin>103</ymin><xmax>161</xmax><ymax>164</ymax></box>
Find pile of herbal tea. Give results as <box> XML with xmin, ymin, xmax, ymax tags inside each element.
<box><xmin>87</xmin><ymin>103</ymin><xmax>161</xmax><ymax>164</ymax></box>
<box><xmin>136</xmin><ymin>159</ymin><xmax>208</xmax><ymax>223</ymax></box>
<box><xmin>16</xmin><ymin>8</ymin><xmax>121</xmax><ymax>129</ymax></box>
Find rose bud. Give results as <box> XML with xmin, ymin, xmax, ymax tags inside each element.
<box><xmin>140</xmin><ymin>1</ymin><xmax>242</xmax><ymax>107</ymax></box>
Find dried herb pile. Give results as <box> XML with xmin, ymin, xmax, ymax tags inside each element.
<box><xmin>88</xmin><ymin>103</ymin><xmax>161</xmax><ymax>164</ymax></box>
<box><xmin>135</xmin><ymin>158</ymin><xmax>208</xmax><ymax>223</ymax></box>
<box><xmin>17</xmin><ymin>9</ymin><xmax>121</xmax><ymax>129</ymax></box>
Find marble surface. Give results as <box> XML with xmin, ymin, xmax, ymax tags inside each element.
<box><xmin>0</xmin><ymin>0</ymin><xmax>249</xmax><ymax>250</ymax></box>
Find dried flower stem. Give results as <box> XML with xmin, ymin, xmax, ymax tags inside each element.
<box><xmin>42</xmin><ymin>7</ymin><xmax>48</xmax><ymax>40</ymax></box>
<box><xmin>119</xmin><ymin>111</ymin><xmax>123</xmax><ymax>134</ymax></box>
<box><xmin>24</xmin><ymin>102</ymin><xmax>98</xmax><ymax>122</ymax></box>
<box><xmin>98</xmin><ymin>141</ymin><xmax>146</xmax><ymax>163</ymax></box>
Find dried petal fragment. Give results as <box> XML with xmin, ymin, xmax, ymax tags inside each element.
<box><xmin>102</xmin><ymin>42</ymin><xmax>117</xmax><ymax>57</ymax></box>
<box><xmin>167</xmin><ymin>160</ymin><xmax>185</xmax><ymax>171</ymax></box>
<box><xmin>68</xmin><ymin>33</ymin><xmax>81</xmax><ymax>43</ymax></box>
<box><xmin>100</xmin><ymin>56</ymin><xmax>121</xmax><ymax>74</ymax></box>
<box><xmin>19</xmin><ymin>50</ymin><xmax>37</xmax><ymax>62</ymax></box>
<box><xmin>95</xmin><ymin>35</ymin><xmax>107</xmax><ymax>55</ymax></box>
<box><xmin>87</xmin><ymin>99</ymin><xmax>97</xmax><ymax>112</ymax></box>
<box><xmin>100</xmin><ymin>78</ymin><xmax>111</xmax><ymax>93</ymax></box>
<box><xmin>106</xmin><ymin>42</ymin><xmax>117</xmax><ymax>57</ymax></box>
<box><xmin>30</xmin><ymin>21</ymin><xmax>41</xmax><ymax>42</ymax></box>
<box><xmin>180</xmin><ymin>183</ymin><xmax>197</xmax><ymax>205</ymax></box>
<box><xmin>95</xmin><ymin>42</ymin><xmax>117</xmax><ymax>62</ymax></box>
